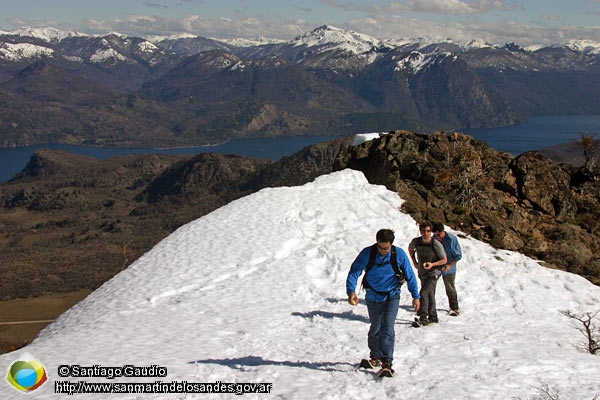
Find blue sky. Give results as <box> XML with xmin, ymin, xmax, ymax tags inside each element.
<box><xmin>2</xmin><ymin>0</ymin><xmax>600</xmax><ymax>45</ymax></box>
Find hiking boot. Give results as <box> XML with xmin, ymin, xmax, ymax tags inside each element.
<box><xmin>359</xmin><ymin>357</ymin><xmax>382</xmax><ymax>369</ymax></box>
<box><xmin>429</xmin><ymin>316</ymin><xmax>439</xmax><ymax>323</ymax></box>
<box><xmin>449</xmin><ymin>309</ymin><xmax>460</xmax><ymax>317</ymax></box>
<box><xmin>378</xmin><ymin>361</ymin><xmax>396</xmax><ymax>378</ymax></box>
<box><xmin>412</xmin><ymin>316</ymin><xmax>429</xmax><ymax>327</ymax></box>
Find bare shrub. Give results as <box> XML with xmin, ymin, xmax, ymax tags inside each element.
<box><xmin>560</xmin><ymin>309</ymin><xmax>600</xmax><ymax>355</ymax></box>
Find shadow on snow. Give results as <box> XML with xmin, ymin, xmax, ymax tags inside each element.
<box><xmin>291</xmin><ymin>310</ymin><xmax>370</xmax><ymax>323</ymax></box>
<box><xmin>290</xmin><ymin>300</ymin><xmax>418</xmax><ymax>325</ymax></box>
<box><xmin>189</xmin><ymin>355</ymin><xmax>355</xmax><ymax>372</ymax></box>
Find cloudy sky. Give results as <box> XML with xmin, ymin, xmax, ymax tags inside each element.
<box><xmin>3</xmin><ymin>0</ymin><xmax>600</xmax><ymax>45</ymax></box>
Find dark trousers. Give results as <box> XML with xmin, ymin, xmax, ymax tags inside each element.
<box><xmin>366</xmin><ymin>293</ymin><xmax>400</xmax><ymax>363</ymax></box>
<box><xmin>442</xmin><ymin>272</ymin><xmax>459</xmax><ymax>311</ymax></box>
<box><xmin>418</xmin><ymin>275</ymin><xmax>440</xmax><ymax>321</ymax></box>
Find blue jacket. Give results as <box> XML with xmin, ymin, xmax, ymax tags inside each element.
<box><xmin>346</xmin><ymin>245</ymin><xmax>421</xmax><ymax>303</ymax></box>
<box><xmin>439</xmin><ymin>232</ymin><xmax>462</xmax><ymax>276</ymax></box>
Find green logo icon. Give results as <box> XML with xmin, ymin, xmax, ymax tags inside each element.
<box><xmin>6</xmin><ymin>352</ymin><xmax>48</xmax><ymax>393</ymax></box>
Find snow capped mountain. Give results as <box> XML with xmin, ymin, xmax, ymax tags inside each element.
<box><xmin>88</xmin><ymin>46</ymin><xmax>128</xmax><ymax>64</ymax></box>
<box><xmin>387</xmin><ymin>36</ymin><xmax>490</xmax><ymax>52</ymax></box>
<box><xmin>137</xmin><ymin>40</ymin><xmax>161</xmax><ymax>54</ymax></box>
<box><xmin>3</xmin><ymin>27</ymin><xmax>88</xmax><ymax>43</ymax></box>
<box><xmin>2</xmin><ymin>25</ymin><xmax>598</xmax><ymax>71</ymax></box>
<box><xmin>290</xmin><ymin>25</ymin><xmax>390</xmax><ymax>55</ymax></box>
<box><xmin>145</xmin><ymin>32</ymin><xmax>198</xmax><ymax>42</ymax></box>
<box><xmin>463</xmin><ymin>38</ymin><xmax>495</xmax><ymax>50</ymax></box>
<box><xmin>0</xmin><ymin>42</ymin><xmax>54</xmax><ymax>61</ymax></box>
<box><xmin>563</xmin><ymin>39</ymin><xmax>600</xmax><ymax>55</ymax></box>
<box><xmin>212</xmin><ymin>36</ymin><xmax>285</xmax><ymax>48</ymax></box>
<box><xmin>1</xmin><ymin>166</ymin><xmax>599</xmax><ymax>399</ymax></box>
<box><xmin>146</xmin><ymin>33</ymin><xmax>284</xmax><ymax>48</ymax></box>
<box><xmin>237</xmin><ymin>25</ymin><xmax>395</xmax><ymax>70</ymax></box>
<box><xmin>0</xmin><ymin>27</ymin><xmax>171</xmax><ymax>65</ymax></box>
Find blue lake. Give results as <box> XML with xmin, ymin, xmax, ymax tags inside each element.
<box><xmin>464</xmin><ymin>115</ymin><xmax>600</xmax><ymax>155</ymax></box>
<box><xmin>0</xmin><ymin>135</ymin><xmax>339</xmax><ymax>183</ymax></box>
<box><xmin>1</xmin><ymin>115</ymin><xmax>599</xmax><ymax>183</ymax></box>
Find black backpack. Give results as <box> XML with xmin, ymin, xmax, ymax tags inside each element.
<box><xmin>361</xmin><ymin>244</ymin><xmax>406</xmax><ymax>294</ymax></box>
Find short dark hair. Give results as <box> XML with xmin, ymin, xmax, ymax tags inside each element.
<box><xmin>432</xmin><ymin>222</ymin><xmax>445</xmax><ymax>233</ymax></box>
<box><xmin>419</xmin><ymin>221</ymin><xmax>432</xmax><ymax>231</ymax></box>
<box><xmin>376</xmin><ymin>229</ymin><xmax>395</xmax><ymax>244</ymax></box>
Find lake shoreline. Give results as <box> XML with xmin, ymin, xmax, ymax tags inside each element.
<box><xmin>1</xmin><ymin>115</ymin><xmax>599</xmax><ymax>183</ymax></box>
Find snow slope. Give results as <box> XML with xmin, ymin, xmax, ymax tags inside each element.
<box><xmin>2</xmin><ymin>169</ymin><xmax>599</xmax><ymax>399</ymax></box>
<box><xmin>0</xmin><ymin>42</ymin><xmax>54</xmax><ymax>60</ymax></box>
<box><xmin>2</xmin><ymin>27</ymin><xmax>87</xmax><ymax>42</ymax></box>
<box><xmin>291</xmin><ymin>25</ymin><xmax>388</xmax><ymax>55</ymax></box>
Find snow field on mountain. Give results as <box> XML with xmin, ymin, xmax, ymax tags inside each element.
<box><xmin>1</xmin><ymin>169</ymin><xmax>599</xmax><ymax>399</ymax></box>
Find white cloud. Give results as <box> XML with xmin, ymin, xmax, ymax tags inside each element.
<box><xmin>5</xmin><ymin>16</ymin><xmax>65</xmax><ymax>30</ymax></box>
<box><xmin>144</xmin><ymin>2</ymin><xmax>169</xmax><ymax>9</ymax></box>
<box><xmin>321</xmin><ymin>0</ymin><xmax>515</xmax><ymax>15</ymax></box>
<box><xmin>540</xmin><ymin>13</ymin><xmax>559</xmax><ymax>21</ymax></box>
<box><xmin>54</xmin><ymin>12</ymin><xmax>314</xmax><ymax>39</ymax></box>
<box><xmin>400</xmin><ymin>0</ymin><xmax>515</xmax><ymax>14</ymax></box>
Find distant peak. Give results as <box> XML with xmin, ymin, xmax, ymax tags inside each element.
<box><xmin>312</xmin><ymin>24</ymin><xmax>336</xmax><ymax>32</ymax></box>
<box><xmin>3</xmin><ymin>26</ymin><xmax>88</xmax><ymax>42</ymax></box>
<box><xmin>504</xmin><ymin>41</ymin><xmax>525</xmax><ymax>52</ymax></box>
<box><xmin>464</xmin><ymin>39</ymin><xmax>495</xmax><ymax>50</ymax></box>
<box><xmin>291</xmin><ymin>25</ymin><xmax>388</xmax><ymax>55</ymax></box>
<box><xmin>563</xmin><ymin>39</ymin><xmax>600</xmax><ymax>55</ymax></box>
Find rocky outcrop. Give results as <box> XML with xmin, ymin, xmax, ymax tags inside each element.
<box><xmin>334</xmin><ymin>130</ymin><xmax>600</xmax><ymax>284</ymax></box>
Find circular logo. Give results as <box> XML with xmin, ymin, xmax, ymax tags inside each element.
<box><xmin>5</xmin><ymin>352</ymin><xmax>48</xmax><ymax>393</ymax></box>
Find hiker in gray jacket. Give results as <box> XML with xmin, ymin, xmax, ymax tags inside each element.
<box><xmin>408</xmin><ymin>221</ymin><xmax>447</xmax><ymax>326</ymax></box>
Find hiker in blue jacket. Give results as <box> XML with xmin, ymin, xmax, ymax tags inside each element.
<box><xmin>432</xmin><ymin>222</ymin><xmax>463</xmax><ymax>316</ymax></box>
<box><xmin>346</xmin><ymin>229</ymin><xmax>421</xmax><ymax>377</ymax></box>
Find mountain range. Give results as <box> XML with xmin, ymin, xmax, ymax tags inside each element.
<box><xmin>1</xmin><ymin>25</ymin><xmax>599</xmax><ymax>148</ymax></box>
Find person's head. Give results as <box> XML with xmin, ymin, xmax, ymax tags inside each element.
<box><xmin>432</xmin><ymin>222</ymin><xmax>446</xmax><ymax>239</ymax></box>
<box><xmin>376</xmin><ymin>229</ymin><xmax>395</xmax><ymax>255</ymax></box>
<box><xmin>376</xmin><ymin>229</ymin><xmax>395</xmax><ymax>244</ymax></box>
<box><xmin>419</xmin><ymin>221</ymin><xmax>432</xmax><ymax>239</ymax></box>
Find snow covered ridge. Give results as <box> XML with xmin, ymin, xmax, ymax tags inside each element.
<box><xmin>3</xmin><ymin>27</ymin><xmax>88</xmax><ymax>42</ymax></box>
<box><xmin>0</xmin><ymin>169</ymin><xmax>598</xmax><ymax>399</ymax></box>
<box><xmin>3</xmin><ymin>25</ymin><xmax>600</xmax><ymax>53</ymax></box>
<box><xmin>0</xmin><ymin>42</ymin><xmax>54</xmax><ymax>60</ymax></box>
<box><xmin>0</xmin><ymin>27</ymin><xmax>168</xmax><ymax>64</ymax></box>
<box><xmin>210</xmin><ymin>36</ymin><xmax>286</xmax><ymax>48</ymax></box>
<box><xmin>563</xmin><ymin>39</ymin><xmax>600</xmax><ymax>55</ymax></box>
<box><xmin>89</xmin><ymin>47</ymin><xmax>127</xmax><ymax>64</ymax></box>
<box><xmin>290</xmin><ymin>25</ymin><xmax>389</xmax><ymax>55</ymax></box>
<box><xmin>2</xmin><ymin>25</ymin><xmax>599</xmax><ymax>65</ymax></box>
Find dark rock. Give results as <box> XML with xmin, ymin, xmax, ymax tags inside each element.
<box><xmin>334</xmin><ymin>130</ymin><xmax>600</xmax><ymax>285</ymax></box>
